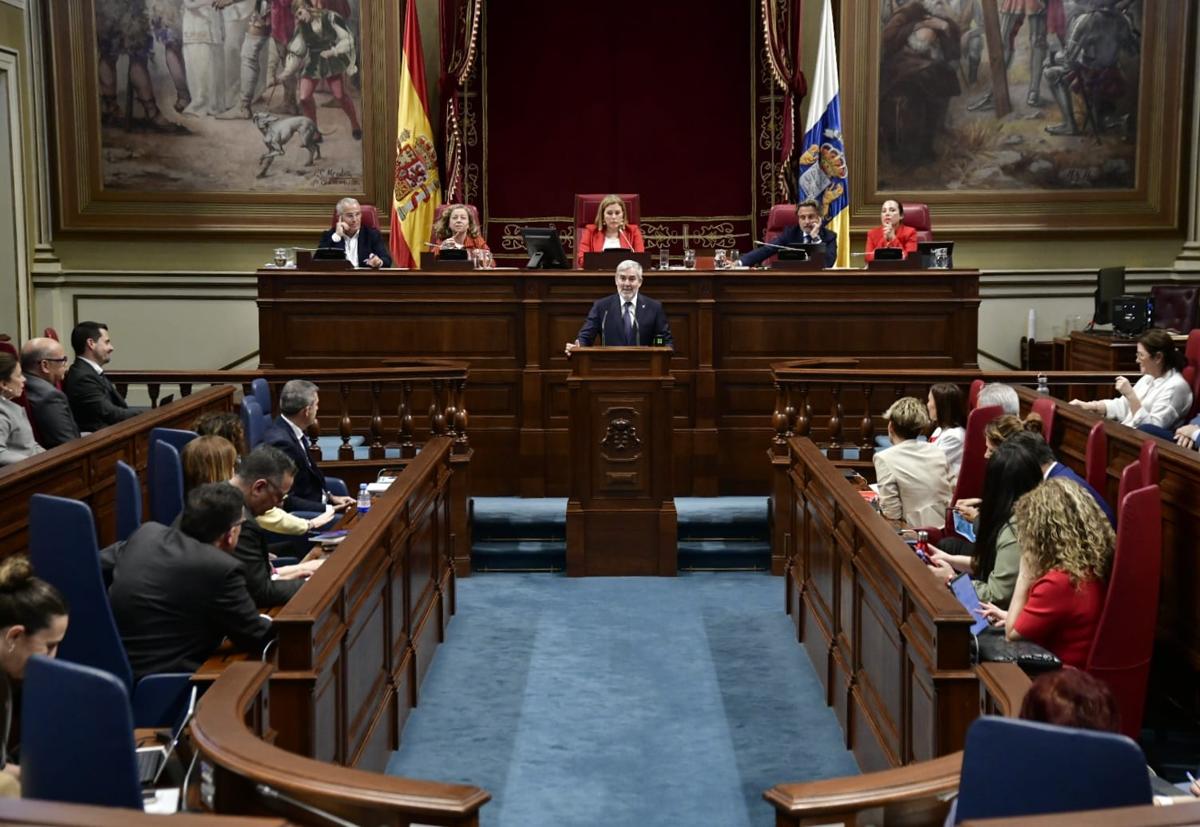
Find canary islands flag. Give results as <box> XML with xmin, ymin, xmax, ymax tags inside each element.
<box><xmin>796</xmin><ymin>0</ymin><xmax>849</xmax><ymax>269</ymax></box>
<box><xmin>389</xmin><ymin>0</ymin><xmax>441</xmax><ymax>268</ymax></box>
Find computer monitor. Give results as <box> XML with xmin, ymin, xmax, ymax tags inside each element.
<box><xmin>522</xmin><ymin>227</ymin><xmax>570</xmax><ymax>269</ymax></box>
<box><xmin>1094</xmin><ymin>266</ymin><xmax>1126</xmax><ymax>326</ymax></box>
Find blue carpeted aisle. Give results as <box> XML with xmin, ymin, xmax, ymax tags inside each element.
<box><xmin>386</xmin><ymin>573</ymin><xmax>857</xmax><ymax>826</ymax></box>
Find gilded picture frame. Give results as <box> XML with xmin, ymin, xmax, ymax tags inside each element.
<box><xmin>841</xmin><ymin>0</ymin><xmax>1186</xmax><ymax>233</ymax></box>
<box><xmin>47</xmin><ymin>0</ymin><xmax>400</xmax><ymax>234</ymax></box>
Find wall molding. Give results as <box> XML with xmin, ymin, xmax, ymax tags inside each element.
<box><xmin>0</xmin><ymin>47</ymin><xmax>30</xmax><ymax>338</ymax></box>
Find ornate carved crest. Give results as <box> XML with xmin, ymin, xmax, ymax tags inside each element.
<box><xmin>601</xmin><ymin>417</ymin><xmax>641</xmax><ymax>452</ymax></box>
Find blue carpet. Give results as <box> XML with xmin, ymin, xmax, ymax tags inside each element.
<box><xmin>386</xmin><ymin>572</ymin><xmax>857</xmax><ymax>826</ymax></box>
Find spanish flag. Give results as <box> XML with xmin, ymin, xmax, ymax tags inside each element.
<box><xmin>389</xmin><ymin>0</ymin><xmax>441</xmax><ymax>268</ymax></box>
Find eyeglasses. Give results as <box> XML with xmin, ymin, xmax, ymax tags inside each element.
<box><xmin>261</xmin><ymin>478</ymin><xmax>287</xmax><ymax>504</ymax></box>
<box><xmin>43</xmin><ymin>357</ymin><xmax>68</xmax><ymax>363</ymax></box>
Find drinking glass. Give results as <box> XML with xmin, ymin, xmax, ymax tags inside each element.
<box><xmin>932</xmin><ymin>248</ymin><xmax>949</xmax><ymax>269</ymax></box>
<box><xmin>683</xmin><ymin>249</ymin><xmax>696</xmax><ymax>270</ymax></box>
<box><xmin>273</xmin><ymin>247</ymin><xmax>289</xmax><ymax>268</ymax></box>
<box><xmin>714</xmin><ymin>249</ymin><xmax>727</xmax><ymax>269</ymax></box>
<box><xmin>658</xmin><ymin>246</ymin><xmax>670</xmax><ymax>270</ymax></box>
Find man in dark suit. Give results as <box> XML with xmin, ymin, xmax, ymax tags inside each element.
<box><xmin>262</xmin><ymin>379</ymin><xmax>355</xmax><ymax>514</ymax></box>
<box><xmin>19</xmin><ymin>337</ymin><xmax>80</xmax><ymax>448</ymax></box>
<box><xmin>737</xmin><ymin>200</ymin><xmax>838</xmax><ymax>269</ymax></box>
<box><xmin>229</xmin><ymin>445</ymin><xmax>324</xmax><ymax>608</ymax></box>
<box><xmin>317</xmin><ymin>197</ymin><xmax>392</xmax><ymax>268</ymax></box>
<box><xmin>564</xmin><ymin>260</ymin><xmax>673</xmax><ymax>355</ymax></box>
<box><xmin>108</xmin><ymin>483</ymin><xmax>274</xmax><ymax>679</ymax></box>
<box><xmin>63</xmin><ymin>320</ymin><xmax>138</xmax><ymax>434</ymax></box>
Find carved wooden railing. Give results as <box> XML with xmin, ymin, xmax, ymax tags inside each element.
<box><xmin>769</xmin><ymin>366</ymin><xmax>1122</xmax><ymax>461</ymax></box>
<box><xmin>106</xmin><ymin>364</ymin><xmax>471</xmax><ymax>461</ymax></box>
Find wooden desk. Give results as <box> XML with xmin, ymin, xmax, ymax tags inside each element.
<box><xmin>0</xmin><ymin>799</ymin><xmax>291</xmax><ymax>826</ymax></box>
<box><xmin>779</xmin><ymin>436</ymin><xmax>980</xmax><ymax>771</ymax></box>
<box><xmin>0</xmin><ymin>386</ymin><xmax>234</xmax><ymax>557</ymax></box>
<box><xmin>257</xmin><ymin>268</ymin><xmax>980</xmax><ymax>496</ymax></box>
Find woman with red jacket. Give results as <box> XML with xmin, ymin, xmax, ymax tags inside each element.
<box><xmin>431</xmin><ymin>204</ymin><xmax>490</xmax><ymax>262</ymax></box>
<box><xmin>864</xmin><ymin>199</ymin><xmax>918</xmax><ymax>262</ymax></box>
<box><xmin>575</xmin><ymin>194</ymin><xmax>645</xmax><ymax>268</ymax></box>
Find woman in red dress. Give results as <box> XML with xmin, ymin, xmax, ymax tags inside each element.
<box><xmin>575</xmin><ymin>195</ymin><xmax>645</xmax><ymax>268</ymax></box>
<box><xmin>864</xmin><ymin>199</ymin><xmax>918</xmax><ymax>262</ymax></box>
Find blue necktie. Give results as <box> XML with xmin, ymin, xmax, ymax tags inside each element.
<box><xmin>623</xmin><ymin>301</ymin><xmax>634</xmax><ymax>345</ymax></box>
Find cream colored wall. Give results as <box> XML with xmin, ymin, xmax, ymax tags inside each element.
<box><xmin>0</xmin><ymin>3</ymin><xmax>32</xmax><ymax>341</ymax></box>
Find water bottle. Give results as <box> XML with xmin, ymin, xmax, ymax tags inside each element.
<box><xmin>915</xmin><ymin>530</ymin><xmax>930</xmax><ymax>564</ymax></box>
<box><xmin>1036</xmin><ymin>373</ymin><xmax>1049</xmax><ymax>395</ymax></box>
<box><xmin>357</xmin><ymin>483</ymin><xmax>371</xmax><ymax>514</ymax></box>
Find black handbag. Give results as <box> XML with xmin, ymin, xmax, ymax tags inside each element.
<box><xmin>973</xmin><ymin>628</ymin><xmax>1063</xmax><ymax>675</ymax></box>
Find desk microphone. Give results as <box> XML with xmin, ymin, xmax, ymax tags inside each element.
<box><xmin>256</xmin><ymin>783</ymin><xmax>358</xmax><ymax>827</ymax></box>
<box><xmin>753</xmin><ymin>239</ymin><xmax>800</xmax><ymax>251</ymax></box>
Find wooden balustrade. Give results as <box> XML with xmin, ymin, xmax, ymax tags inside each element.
<box><xmin>0</xmin><ymin>386</ymin><xmax>235</xmax><ymax>557</ymax></box>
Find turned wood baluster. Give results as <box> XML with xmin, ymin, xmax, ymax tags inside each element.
<box><xmin>147</xmin><ymin>384</ymin><xmax>161</xmax><ymax>408</ymax></box>
<box><xmin>337</xmin><ymin>382</ymin><xmax>354</xmax><ymax>460</ymax></box>
<box><xmin>772</xmin><ymin>382</ymin><xmax>788</xmax><ymax>452</ymax></box>
<box><xmin>443</xmin><ymin>381</ymin><xmax>459</xmax><ymax>439</ymax></box>
<box><xmin>180</xmin><ymin>383</ymin><xmax>193</xmax><ymax>398</ymax></box>
<box><xmin>452</xmin><ymin>379</ymin><xmax>470</xmax><ymax>453</ymax></box>
<box><xmin>827</xmin><ymin>383</ymin><xmax>844</xmax><ymax>459</ymax></box>
<box><xmin>397</xmin><ymin>382</ymin><xmax>416</xmax><ymax>458</ymax></box>
<box><xmin>860</xmin><ymin>383</ymin><xmax>876</xmax><ymax>459</ymax></box>
<box><xmin>304</xmin><ymin>420</ymin><xmax>322</xmax><ymax>464</ymax></box>
<box><xmin>784</xmin><ymin>384</ymin><xmax>797</xmax><ymax>437</ymax></box>
<box><xmin>795</xmin><ymin>383</ymin><xmax>811</xmax><ymax>437</ymax></box>
<box><xmin>369</xmin><ymin>381</ymin><xmax>385</xmax><ymax>459</ymax></box>
<box><xmin>430</xmin><ymin>379</ymin><xmax>447</xmax><ymax>435</ymax></box>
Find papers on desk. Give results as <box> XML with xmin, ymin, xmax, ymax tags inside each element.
<box><xmin>367</xmin><ymin>475</ymin><xmax>397</xmax><ymax>494</ymax></box>
<box><xmin>311</xmin><ymin>530</ymin><xmax>348</xmax><ymax>545</ymax></box>
<box><xmin>143</xmin><ymin>787</ymin><xmax>180</xmax><ymax>814</ymax></box>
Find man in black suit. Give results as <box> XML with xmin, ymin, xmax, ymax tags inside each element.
<box><xmin>108</xmin><ymin>483</ymin><xmax>273</xmax><ymax>679</ymax></box>
<box><xmin>564</xmin><ymin>260</ymin><xmax>673</xmax><ymax>355</ymax></box>
<box><xmin>737</xmin><ymin>200</ymin><xmax>838</xmax><ymax>269</ymax></box>
<box><xmin>19</xmin><ymin>337</ymin><xmax>80</xmax><ymax>448</ymax></box>
<box><xmin>317</xmin><ymin>197</ymin><xmax>392</xmax><ymax>269</ymax></box>
<box><xmin>262</xmin><ymin>379</ymin><xmax>355</xmax><ymax>514</ymax></box>
<box><xmin>63</xmin><ymin>320</ymin><xmax>138</xmax><ymax>434</ymax></box>
<box><xmin>228</xmin><ymin>445</ymin><xmax>324</xmax><ymax>608</ymax></box>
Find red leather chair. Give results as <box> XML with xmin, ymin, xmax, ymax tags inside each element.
<box><xmin>1117</xmin><ymin>440</ymin><xmax>1159</xmax><ymax>514</ymax></box>
<box><xmin>1085</xmin><ymin>421</ymin><xmax>1108</xmax><ymax>501</ymax></box>
<box><xmin>574</xmin><ymin>193</ymin><xmax>641</xmax><ymax>241</ymax></box>
<box><xmin>967</xmin><ymin>378</ymin><xmax>985</xmax><ymax>411</ymax></box>
<box><xmin>328</xmin><ymin>203</ymin><xmax>381</xmax><ymax>230</ymax></box>
<box><xmin>924</xmin><ymin>404</ymin><xmax>1003</xmax><ymax>543</ymax></box>
<box><xmin>42</xmin><ymin>327</ymin><xmax>59</xmax><ymax>341</ymax></box>
<box><xmin>1150</xmin><ymin>284</ymin><xmax>1199</xmax><ymax>333</ymax></box>
<box><xmin>429</xmin><ymin>203</ymin><xmax>482</xmax><ymax>243</ymax></box>
<box><xmin>1086</xmin><ymin>483</ymin><xmax>1161</xmax><ymax>741</ymax></box>
<box><xmin>766</xmin><ymin>204</ymin><xmax>799</xmax><ymax>243</ymax></box>
<box><xmin>901</xmin><ymin>203</ymin><xmax>933</xmax><ymax>243</ymax></box>
<box><xmin>1029</xmin><ymin>396</ymin><xmax>1056</xmax><ymax>441</ymax></box>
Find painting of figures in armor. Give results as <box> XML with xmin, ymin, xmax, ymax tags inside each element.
<box><xmin>876</xmin><ymin>0</ymin><xmax>1142</xmax><ymax>191</ymax></box>
<box><xmin>94</xmin><ymin>0</ymin><xmax>365</xmax><ymax>192</ymax></box>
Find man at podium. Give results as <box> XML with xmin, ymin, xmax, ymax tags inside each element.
<box><xmin>565</xmin><ymin>260</ymin><xmax>673</xmax><ymax>355</ymax></box>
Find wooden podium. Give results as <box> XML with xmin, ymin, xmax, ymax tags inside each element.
<box><xmin>565</xmin><ymin>347</ymin><xmax>677</xmax><ymax>576</ymax></box>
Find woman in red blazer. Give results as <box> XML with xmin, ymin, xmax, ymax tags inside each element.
<box><xmin>865</xmin><ymin>199</ymin><xmax>918</xmax><ymax>262</ymax></box>
<box><xmin>575</xmin><ymin>194</ymin><xmax>645</xmax><ymax>268</ymax></box>
<box><xmin>432</xmin><ymin>204</ymin><xmax>491</xmax><ymax>261</ymax></box>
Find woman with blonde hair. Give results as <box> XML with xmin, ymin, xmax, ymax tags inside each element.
<box><xmin>872</xmin><ymin>396</ymin><xmax>952</xmax><ymax>527</ymax></box>
<box><xmin>432</xmin><ymin>204</ymin><xmax>490</xmax><ymax>261</ymax></box>
<box><xmin>575</xmin><ymin>194</ymin><xmax>645</xmax><ymax>268</ymax></box>
<box><xmin>981</xmin><ymin>477</ymin><xmax>1113</xmax><ymax>669</ymax></box>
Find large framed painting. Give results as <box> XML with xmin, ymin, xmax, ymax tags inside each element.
<box><xmin>47</xmin><ymin>0</ymin><xmax>400</xmax><ymax>233</ymax></box>
<box><xmin>841</xmin><ymin>0</ymin><xmax>1187</xmax><ymax>232</ymax></box>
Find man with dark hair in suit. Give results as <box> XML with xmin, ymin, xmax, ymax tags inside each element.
<box><xmin>63</xmin><ymin>321</ymin><xmax>138</xmax><ymax>433</ymax></box>
<box><xmin>19</xmin><ymin>337</ymin><xmax>80</xmax><ymax>449</ymax></box>
<box><xmin>564</xmin><ymin>260</ymin><xmax>673</xmax><ymax>356</ymax></box>
<box><xmin>262</xmin><ymin>379</ymin><xmax>355</xmax><ymax>514</ymax></box>
<box><xmin>317</xmin><ymin>198</ymin><xmax>391</xmax><ymax>269</ymax></box>
<box><xmin>228</xmin><ymin>445</ymin><xmax>325</xmax><ymax>608</ymax></box>
<box><xmin>108</xmin><ymin>482</ymin><xmax>274</xmax><ymax>679</ymax></box>
<box><xmin>737</xmin><ymin>201</ymin><xmax>839</xmax><ymax>269</ymax></box>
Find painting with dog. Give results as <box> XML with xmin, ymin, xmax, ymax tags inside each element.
<box><xmin>95</xmin><ymin>0</ymin><xmax>365</xmax><ymax>192</ymax></box>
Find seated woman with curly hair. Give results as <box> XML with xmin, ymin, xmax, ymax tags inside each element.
<box><xmin>981</xmin><ymin>477</ymin><xmax>1114</xmax><ymax>669</ymax></box>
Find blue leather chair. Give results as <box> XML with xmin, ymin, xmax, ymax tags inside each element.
<box><xmin>251</xmin><ymin>376</ymin><xmax>272</xmax><ymax>417</ymax></box>
<box><xmin>954</xmin><ymin>717</ymin><xmax>1152</xmax><ymax>823</ymax></box>
<box><xmin>146</xmin><ymin>426</ymin><xmax>196</xmax><ymax>497</ymax></box>
<box><xmin>114</xmin><ymin>460</ymin><xmax>142</xmax><ymax>542</ymax></box>
<box><xmin>151</xmin><ymin>440</ymin><xmax>185</xmax><ymax>525</ymax></box>
<box><xmin>241</xmin><ymin>397</ymin><xmax>266</xmax><ymax>449</ymax></box>
<box><xmin>21</xmin><ymin>655</ymin><xmax>143</xmax><ymax>809</ymax></box>
<box><xmin>28</xmin><ymin>494</ymin><xmax>189</xmax><ymax>729</ymax></box>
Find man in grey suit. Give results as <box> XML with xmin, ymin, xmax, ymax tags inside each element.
<box><xmin>64</xmin><ymin>320</ymin><xmax>138</xmax><ymax>434</ymax></box>
<box><xmin>108</xmin><ymin>482</ymin><xmax>274</xmax><ymax>679</ymax></box>
<box><xmin>19</xmin><ymin>337</ymin><xmax>80</xmax><ymax>449</ymax></box>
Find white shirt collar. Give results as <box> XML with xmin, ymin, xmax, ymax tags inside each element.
<box><xmin>79</xmin><ymin>356</ymin><xmax>103</xmax><ymax>375</ymax></box>
<box><xmin>617</xmin><ymin>292</ymin><xmax>639</xmax><ymax>308</ymax></box>
<box><xmin>343</xmin><ymin>232</ymin><xmax>360</xmax><ymax>267</ymax></box>
<box><xmin>1042</xmin><ymin>461</ymin><xmax>1058</xmax><ymax>480</ymax></box>
<box><xmin>282</xmin><ymin>415</ymin><xmax>306</xmax><ymax>444</ymax></box>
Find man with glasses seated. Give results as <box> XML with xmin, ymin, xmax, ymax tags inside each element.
<box><xmin>19</xmin><ymin>337</ymin><xmax>80</xmax><ymax>449</ymax></box>
<box><xmin>108</xmin><ymin>483</ymin><xmax>274</xmax><ymax>679</ymax></box>
<box><xmin>263</xmin><ymin>380</ymin><xmax>355</xmax><ymax>515</ymax></box>
<box><xmin>228</xmin><ymin>446</ymin><xmax>325</xmax><ymax>608</ymax></box>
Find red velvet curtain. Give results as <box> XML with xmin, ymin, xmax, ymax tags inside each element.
<box><xmin>762</xmin><ymin>0</ymin><xmax>807</xmax><ymax>202</ymax></box>
<box><xmin>482</xmin><ymin>1</ymin><xmax>757</xmax><ymax>260</ymax></box>
<box><xmin>439</xmin><ymin>0</ymin><xmax>483</xmax><ymax>204</ymax></box>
